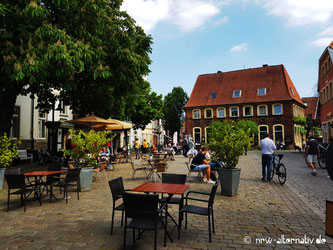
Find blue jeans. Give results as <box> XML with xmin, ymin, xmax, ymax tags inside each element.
<box><xmin>209</xmin><ymin>161</ymin><xmax>222</xmax><ymax>170</ymax></box>
<box><xmin>262</xmin><ymin>154</ymin><xmax>273</xmax><ymax>180</ymax></box>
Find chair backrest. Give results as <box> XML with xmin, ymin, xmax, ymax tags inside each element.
<box><xmin>5</xmin><ymin>174</ymin><xmax>26</xmax><ymax>189</ymax></box>
<box><xmin>5</xmin><ymin>168</ymin><xmax>21</xmax><ymax>175</ymax></box>
<box><xmin>208</xmin><ymin>183</ymin><xmax>219</xmax><ymax>208</ymax></box>
<box><xmin>109</xmin><ymin>177</ymin><xmax>125</xmax><ymax>202</ymax></box>
<box><xmin>162</xmin><ymin>173</ymin><xmax>186</xmax><ymax>184</ymax></box>
<box><xmin>65</xmin><ymin>168</ymin><xmax>81</xmax><ymax>183</ymax></box>
<box><xmin>123</xmin><ymin>192</ymin><xmax>159</xmax><ymax>219</ymax></box>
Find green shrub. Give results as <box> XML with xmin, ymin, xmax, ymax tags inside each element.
<box><xmin>0</xmin><ymin>134</ymin><xmax>21</xmax><ymax>168</ymax></box>
<box><xmin>62</xmin><ymin>129</ymin><xmax>114</xmax><ymax>167</ymax></box>
<box><xmin>207</xmin><ymin>121</ymin><xmax>253</xmax><ymax>169</ymax></box>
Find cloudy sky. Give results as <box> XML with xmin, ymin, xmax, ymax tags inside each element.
<box><xmin>121</xmin><ymin>0</ymin><xmax>333</xmax><ymax>98</ymax></box>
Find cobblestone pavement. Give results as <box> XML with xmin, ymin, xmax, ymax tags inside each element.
<box><xmin>0</xmin><ymin>152</ymin><xmax>332</xmax><ymax>249</ymax></box>
<box><xmin>265</xmin><ymin>150</ymin><xmax>333</xmax><ymax>222</ymax></box>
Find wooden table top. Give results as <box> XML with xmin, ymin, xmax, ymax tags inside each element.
<box><xmin>131</xmin><ymin>182</ymin><xmax>189</xmax><ymax>195</ymax></box>
<box><xmin>24</xmin><ymin>171</ymin><xmax>65</xmax><ymax>177</ymax></box>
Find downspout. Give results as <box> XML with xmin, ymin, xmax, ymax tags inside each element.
<box><xmin>30</xmin><ymin>95</ymin><xmax>35</xmax><ymax>149</ymax></box>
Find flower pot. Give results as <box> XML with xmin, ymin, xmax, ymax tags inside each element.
<box><xmin>79</xmin><ymin>167</ymin><xmax>94</xmax><ymax>192</ymax></box>
<box><xmin>217</xmin><ymin>168</ymin><xmax>241</xmax><ymax>196</ymax></box>
<box><xmin>0</xmin><ymin>168</ymin><xmax>5</xmax><ymax>189</ymax></box>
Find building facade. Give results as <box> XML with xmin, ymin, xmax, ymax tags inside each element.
<box><xmin>318</xmin><ymin>41</ymin><xmax>333</xmax><ymax>143</ymax></box>
<box><xmin>10</xmin><ymin>94</ymin><xmax>74</xmax><ymax>151</ymax></box>
<box><xmin>184</xmin><ymin>64</ymin><xmax>306</xmax><ymax>148</ymax></box>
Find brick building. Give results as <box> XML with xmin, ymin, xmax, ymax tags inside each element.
<box><xmin>318</xmin><ymin>41</ymin><xmax>333</xmax><ymax>143</ymax></box>
<box><xmin>184</xmin><ymin>64</ymin><xmax>306</xmax><ymax>148</ymax></box>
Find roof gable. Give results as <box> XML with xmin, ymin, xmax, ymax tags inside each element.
<box><xmin>185</xmin><ymin>65</ymin><xmax>304</xmax><ymax>108</ymax></box>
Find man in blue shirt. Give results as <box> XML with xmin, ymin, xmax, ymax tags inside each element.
<box><xmin>260</xmin><ymin>133</ymin><xmax>276</xmax><ymax>181</ymax></box>
<box><xmin>191</xmin><ymin>146</ymin><xmax>215</xmax><ymax>184</ymax></box>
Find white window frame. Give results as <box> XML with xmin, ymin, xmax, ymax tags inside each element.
<box><xmin>272</xmin><ymin>104</ymin><xmax>283</xmax><ymax>115</ymax></box>
<box><xmin>38</xmin><ymin>111</ymin><xmax>47</xmax><ymax>139</ymax></box>
<box><xmin>243</xmin><ymin>106</ymin><xmax>253</xmax><ymax>117</ymax></box>
<box><xmin>217</xmin><ymin>108</ymin><xmax>226</xmax><ymax>118</ymax></box>
<box><xmin>233</xmin><ymin>90</ymin><xmax>241</xmax><ymax>98</ymax></box>
<box><xmin>192</xmin><ymin>109</ymin><xmax>201</xmax><ymax>119</ymax></box>
<box><xmin>229</xmin><ymin>106</ymin><xmax>239</xmax><ymax>117</ymax></box>
<box><xmin>10</xmin><ymin>106</ymin><xmax>20</xmax><ymax>139</ymax></box>
<box><xmin>257</xmin><ymin>88</ymin><xmax>266</xmax><ymax>96</ymax></box>
<box><xmin>193</xmin><ymin>127</ymin><xmax>202</xmax><ymax>145</ymax></box>
<box><xmin>258</xmin><ymin>125</ymin><xmax>269</xmax><ymax>144</ymax></box>
<box><xmin>273</xmin><ymin>124</ymin><xmax>284</xmax><ymax>144</ymax></box>
<box><xmin>257</xmin><ymin>105</ymin><xmax>268</xmax><ymax>116</ymax></box>
<box><xmin>204</xmin><ymin>108</ymin><xmax>213</xmax><ymax>119</ymax></box>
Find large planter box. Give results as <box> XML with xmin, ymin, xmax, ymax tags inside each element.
<box><xmin>217</xmin><ymin>168</ymin><xmax>241</xmax><ymax>196</ymax></box>
<box><xmin>79</xmin><ymin>167</ymin><xmax>94</xmax><ymax>192</ymax></box>
<box><xmin>0</xmin><ymin>168</ymin><xmax>5</xmax><ymax>189</ymax></box>
<box><xmin>326</xmin><ymin>200</ymin><xmax>333</xmax><ymax>238</ymax></box>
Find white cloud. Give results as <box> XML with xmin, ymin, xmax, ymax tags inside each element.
<box><xmin>121</xmin><ymin>0</ymin><xmax>222</xmax><ymax>33</ymax></box>
<box><xmin>230</xmin><ymin>43</ymin><xmax>248</xmax><ymax>52</ymax></box>
<box><xmin>310</xmin><ymin>37</ymin><xmax>333</xmax><ymax>47</ymax></box>
<box><xmin>262</xmin><ymin>0</ymin><xmax>333</xmax><ymax>26</ymax></box>
<box><xmin>214</xmin><ymin>16</ymin><xmax>229</xmax><ymax>26</ymax></box>
<box><xmin>319</xmin><ymin>25</ymin><xmax>333</xmax><ymax>36</ymax></box>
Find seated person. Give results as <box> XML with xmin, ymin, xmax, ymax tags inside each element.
<box><xmin>99</xmin><ymin>147</ymin><xmax>109</xmax><ymax>162</ymax></box>
<box><xmin>166</xmin><ymin>143</ymin><xmax>175</xmax><ymax>160</ymax></box>
<box><xmin>191</xmin><ymin>146</ymin><xmax>215</xmax><ymax>184</ymax></box>
<box><xmin>151</xmin><ymin>144</ymin><xmax>157</xmax><ymax>154</ymax></box>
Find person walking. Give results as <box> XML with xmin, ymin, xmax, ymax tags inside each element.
<box><xmin>304</xmin><ymin>135</ymin><xmax>320</xmax><ymax>176</ymax></box>
<box><xmin>183</xmin><ymin>135</ymin><xmax>189</xmax><ymax>157</ymax></box>
<box><xmin>142</xmin><ymin>139</ymin><xmax>148</xmax><ymax>155</ymax></box>
<box><xmin>134</xmin><ymin>138</ymin><xmax>140</xmax><ymax>159</ymax></box>
<box><xmin>260</xmin><ymin>133</ymin><xmax>276</xmax><ymax>181</ymax></box>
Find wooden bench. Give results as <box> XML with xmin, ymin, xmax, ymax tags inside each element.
<box><xmin>17</xmin><ymin>150</ymin><xmax>33</xmax><ymax>163</ymax></box>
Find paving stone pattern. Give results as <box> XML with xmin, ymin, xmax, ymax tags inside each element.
<box><xmin>0</xmin><ymin>152</ymin><xmax>332</xmax><ymax>249</ymax></box>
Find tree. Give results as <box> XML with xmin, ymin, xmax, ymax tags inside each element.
<box><xmin>0</xmin><ymin>0</ymin><xmax>161</xmax><ymax>134</ymax></box>
<box><xmin>162</xmin><ymin>87</ymin><xmax>189</xmax><ymax>136</ymax></box>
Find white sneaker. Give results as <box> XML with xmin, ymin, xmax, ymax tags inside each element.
<box><xmin>207</xmin><ymin>180</ymin><xmax>215</xmax><ymax>184</ymax></box>
<box><xmin>203</xmin><ymin>178</ymin><xmax>207</xmax><ymax>182</ymax></box>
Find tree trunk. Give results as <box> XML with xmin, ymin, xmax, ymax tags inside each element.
<box><xmin>0</xmin><ymin>88</ymin><xmax>18</xmax><ymax>135</ymax></box>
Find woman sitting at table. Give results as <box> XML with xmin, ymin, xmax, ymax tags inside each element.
<box><xmin>166</xmin><ymin>143</ymin><xmax>175</xmax><ymax>161</ymax></box>
<box><xmin>99</xmin><ymin>147</ymin><xmax>110</xmax><ymax>162</ymax></box>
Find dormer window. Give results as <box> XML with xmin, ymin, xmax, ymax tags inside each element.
<box><xmin>290</xmin><ymin>88</ymin><xmax>295</xmax><ymax>96</ymax></box>
<box><xmin>210</xmin><ymin>93</ymin><xmax>217</xmax><ymax>99</ymax></box>
<box><xmin>233</xmin><ymin>90</ymin><xmax>241</xmax><ymax>97</ymax></box>
<box><xmin>257</xmin><ymin>88</ymin><xmax>266</xmax><ymax>96</ymax></box>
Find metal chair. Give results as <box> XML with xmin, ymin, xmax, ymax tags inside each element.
<box><xmin>185</xmin><ymin>162</ymin><xmax>203</xmax><ymax>181</ymax></box>
<box><xmin>160</xmin><ymin>173</ymin><xmax>187</xmax><ymax>239</ymax></box>
<box><xmin>180</xmin><ymin>183</ymin><xmax>219</xmax><ymax>242</ymax></box>
<box><xmin>5</xmin><ymin>174</ymin><xmax>38</xmax><ymax>212</ymax></box>
<box><xmin>109</xmin><ymin>177</ymin><xmax>129</xmax><ymax>235</ymax></box>
<box><xmin>130</xmin><ymin>162</ymin><xmax>147</xmax><ymax>180</ymax></box>
<box><xmin>123</xmin><ymin>192</ymin><xmax>167</xmax><ymax>249</ymax></box>
<box><xmin>50</xmin><ymin>168</ymin><xmax>81</xmax><ymax>204</ymax></box>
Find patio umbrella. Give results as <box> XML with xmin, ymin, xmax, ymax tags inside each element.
<box><xmin>67</xmin><ymin>115</ymin><xmax>113</xmax><ymax>125</ymax></box>
<box><xmin>91</xmin><ymin>119</ymin><xmax>133</xmax><ymax>131</ymax></box>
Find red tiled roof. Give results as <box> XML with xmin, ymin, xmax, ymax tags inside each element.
<box><xmin>302</xmin><ymin>97</ymin><xmax>319</xmax><ymax>119</ymax></box>
<box><xmin>185</xmin><ymin>65</ymin><xmax>304</xmax><ymax>108</ymax></box>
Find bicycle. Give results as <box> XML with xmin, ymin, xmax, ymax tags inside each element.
<box><xmin>271</xmin><ymin>154</ymin><xmax>287</xmax><ymax>185</ymax></box>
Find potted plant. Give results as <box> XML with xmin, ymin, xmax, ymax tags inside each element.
<box><xmin>207</xmin><ymin>121</ymin><xmax>255</xmax><ymax>196</ymax></box>
<box><xmin>63</xmin><ymin>129</ymin><xmax>112</xmax><ymax>191</ymax></box>
<box><xmin>0</xmin><ymin>134</ymin><xmax>21</xmax><ymax>189</ymax></box>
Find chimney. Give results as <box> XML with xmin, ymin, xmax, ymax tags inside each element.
<box><xmin>263</xmin><ymin>64</ymin><xmax>268</xmax><ymax>67</ymax></box>
<box><xmin>217</xmin><ymin>70</ymin><xmax>222</xmax><ymax>73</ymax></box>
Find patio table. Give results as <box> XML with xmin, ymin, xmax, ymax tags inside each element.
<box><xmin>24</xmin><ymin>171</ymin><xmax>65</xmax><ymax>202</ymax></box>
<box><xmin>131</xmin><ymin>182</ymin><xmax>190</xmax><ymax>242</ymax></box>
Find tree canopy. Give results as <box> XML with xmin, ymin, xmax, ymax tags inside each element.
<box><xmin>161</xmin><ymin>87</ymin><xmax>189</xmax><ymax>136</ymax></box>
<box><xmin>0</xmin><ymin>0</ymin><xmax>162</xmax><ymax>133</ymax></box>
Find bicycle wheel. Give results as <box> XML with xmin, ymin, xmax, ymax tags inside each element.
<box><xmin>270</xmin><ymin>164</ymin><xmax>275</xmax><ymax>180</ymax></box>
<box><xmin>305</xmin><ymin>156</ymin><xmax>311</xmax><ymax>168</ymax></box>
<box><xmin>318</xmin><ymin>154</ymin><xmax>326</xmax><ymax>169</ymax></box>
<box><xmin>277</xmin><ymin>163</ymin><xmax>286</xmax><ymax>185</ymax></box>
